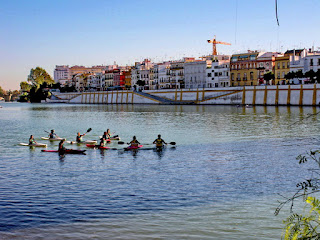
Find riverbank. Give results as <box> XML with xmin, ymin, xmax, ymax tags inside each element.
<box><xmin>49</xmin><ymin>84</ymin><xmax>320</xmax><ymax>106</ymax></box>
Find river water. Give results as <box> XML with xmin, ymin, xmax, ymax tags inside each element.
<box><xmin>0</xmin><ymin>103</ymin><xmax>319</xmax><ymax>239</ymax></box>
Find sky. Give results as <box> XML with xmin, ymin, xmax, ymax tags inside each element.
<box><xmin>0</xmin><ymin>0</ymin><xmax>320</xmax><ymax>90</ymax></box>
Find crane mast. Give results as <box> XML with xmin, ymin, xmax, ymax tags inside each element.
<box><xmin>207</xmin><ymin>35</ymin><xmax>231</xmax><ymax>55</ymax></box>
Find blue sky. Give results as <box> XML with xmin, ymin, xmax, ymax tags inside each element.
<box><xmin>1</xmin><ymin>0</ymin><xmax>320</xmax><ymax>90</ymax></box>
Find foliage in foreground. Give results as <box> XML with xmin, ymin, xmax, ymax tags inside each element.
<box><xmin>276</xmin><ymin>150</ymin><xmax>320</xmax><ymax>239</ymax></box>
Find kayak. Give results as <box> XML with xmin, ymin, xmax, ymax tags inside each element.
<box><xmin>86</xmin><ymin>144</ymin><xmax>110</xmax><ymax>149</ymax></box>
<box><xmin>66</xmin><ymin>140</ymin><xmax>97</xmax><ymax>145</ymax></box>
<box><xmin>125</xmin><ymin>145</ymin><xmax>143</xmax><ymax>150</ymax></box>
<box><xmin>19</xmin><ymin>143</ymin><xmax>47</xmax><ymax>147</ymax></box>
<box><xmin>41</xmin><ymin>137</ymin><xmax>66</xmax><ymax>141</ymax></box>
<box><xmin>41</xmin><ymin>149</ymin><xmax>86</xmax><ymax>154</ymax></box>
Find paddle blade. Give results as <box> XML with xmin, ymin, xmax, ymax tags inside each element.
<box><xmin>118</xmin><ymin>141</ymin><xmax>125</xmax><ymax>144</ymax></box>
<box><xmin>169</xmin><ymin>142</ymin><xmax>176</xmax><ymax>145</ymax></box>
<box><xmin>87</xmin><ymin>128</ymin><xmax>92</xmax><ymax>133</ymax></box>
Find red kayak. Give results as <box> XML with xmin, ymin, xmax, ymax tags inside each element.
<box><xmin>86</xmin><ymin>144</ymin><xmax>110</xmax><ymax>149</ymax></box>
<box><xmin>125</xmin><ymin>145</ymin><xmax>143</xmax><ymax>150</ymax></box>
<box><xmin>41</xmin><ymin>149</ymin><xmax>86</xmax><ymax>154</ymax></box>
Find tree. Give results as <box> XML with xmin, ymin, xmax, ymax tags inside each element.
<box><xmin>0</xmin><ymin>85</ymin><xmax>5</xmax><ymax>97</ymax></box>
<box><xmin>296</xmin><ymin>70</ymin><xmax>304</xmax><ymax>79</ymax></box>
<box><xmin>316</xmin><ymin>70</ymin><xmax>320</xmax><ymax>83</ymax></box>
<box><xmin>136</xmin><ymin>80</ymin><xmax>146</xmax><ymax>86</ymax></box>
<box><xmin>276</xmin><ymin>150</ymin><xmax>320</xmax><ymax>239</ymax></box>
<box><xmin>285</xmin><ymin>71</ymin><xmax>296</xmax><ymax>80</ymax></box>
<box><xmin>305</xmin><ymin>70</ymin><xmax>316</xmax><ymax>83</ymax></box>
<box><xmin>263</xmin><ymin>72</ymin><xmax>275</xmax><ymax>85</ymax></box>
<box><xmin>27</xmin><ymin>67</ymin><xmax>54</xmax><ymax>86</ymax></box>
<box><xmin>20</xmin><ymin>81</ymin><xmax>32</xmax><ymax>92</ymax></box>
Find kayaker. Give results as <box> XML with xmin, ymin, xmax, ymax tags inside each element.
<box><xmin>29</xmin><ymin>135</ymin><xmax>37</xmax><ymax>145</ymax></box>
<box><xmin>129</xmin><ymin>136</ymin><xmax>140</xmax><ymax>147</ymax></box>
<box><xmin>99</xmin><ymin>137</ymin><xmax>106</xmax><ymax>147</ymax></box>
<box><xmin>102</xmin><ymin>130</ymin><xmax>110</xmax><ymax>140</ymax></box>
<box><xmin>153</xmin><ymin>134</ymin><xmax>167</xmax><ymax>149</ymax></box>
<box><xmin>49</xmin><ymin>129</ymin><xmax>58</xmax><ymax>139</ymax></box>
<box><xmin>76</xmin><ymin>132</ymin><xmax>86</xmax><ymax>143</ymax></box>
<box><xmin>58</xmin><ymin>139</ymin><xmax>66</xmax><ymax>154</ymax></box>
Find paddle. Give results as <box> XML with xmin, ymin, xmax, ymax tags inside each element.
<box><xmin>143</xmin><ymin>142</ymin><xmax>176</xmax><ymax>146</ymax></box>
<box><xmin>85</xmin><ymin>128</ymin><xmax>92</xmax><ymax>135</ymax></box>
<box><xmin>118</xmin><ymin>141</ymin><xmax>175</xmax><ymax>145</ymax></box>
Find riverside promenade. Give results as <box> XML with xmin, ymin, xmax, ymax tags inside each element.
<box><xmin>49</xmin><ymin>84</ymin><xmax>320</xmax><ymax>106</ymax></box>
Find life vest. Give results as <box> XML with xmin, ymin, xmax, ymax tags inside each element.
<box><xmin>76</xmin><ymin>136</ymin><xmax>83</xmax><ymax>143</ymax></box>
<box><xmin>155</xmin><ymin>138</ymin><xmax>163</xmax><ymax>147</ymax></box>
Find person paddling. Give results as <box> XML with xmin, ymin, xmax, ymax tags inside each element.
<box><xmin>99</xmin><ymin>137</ymin><xmax>107</xmax><ymax>147</ymax></box>
<box><xmin>102</xmin><ymin>130</ymin><xmax>111</xmax><ymax>140</ymax></box>
<box><xmin>153</xmin><ymin>134</ymin><xmax>167</xmax><ymax>149</ymax></box>
<box><xmin>58</xmin><ymin>139</ymin><xmax>66</xmax><ymax>155</ymax></box>
<box><xmin>49</xmin><ymin>129</ymin><xmax>58</xmax><ymax>139</ymax></box>
<box><xmin>129</xmin><ymin>136</ymin><xmax>140</xmax><ymax>148</ymax></box>
<box><xmin>76</xmin><ymin>132</ymin><xmax>86</xmax><ymax>143</ymax></box>
<box><xmin>29</xmin><ymin>135</ymin><xmax>37</xmax><ymax>145</ymax></box>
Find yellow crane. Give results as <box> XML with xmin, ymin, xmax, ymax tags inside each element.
<box><xmin>207</xmin><ymin>35</ymin><xmax>231</xmax><ymax>55</ymax></box>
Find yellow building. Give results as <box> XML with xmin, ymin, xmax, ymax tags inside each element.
<box><xmin>230</xmin><ymin>51</ymin><xmax>262</xmax><ymax>87</ymax></box>
<box><xmin>123</xmin><ymin>70</ymin><xmax>132</xmax><ymax>89</ymax></box>
<box><xmin>274</xmin><ymin>56</ymin><xmax>290</xmax><ymax>85</ymax></box>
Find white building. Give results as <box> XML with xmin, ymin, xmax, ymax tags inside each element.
<box><xmin>87</xmin><ymin>73</ymin><xmax>104</xmax><ymax>90</ymax></box>
<box><xmin>184</xmin><ymin>60</ymin><xmax>211</xmax><ymax>89</ymax></box>
<box><xmin>104</xmin><ymin>71</ymin><xmax>114</xmax><ymax>89</ymax></box>
<box><xmin>170</xmin><ymin>61</ymin><xmax>184</xmax><ymax>89</ymax></box>
<box><xmin>289</xmin><ymin>49</ymin><xmax>307</xmax><ymax>73</ymax></box>
<box><xmin>54</xmin><ymin>65</ymin><xmax>70</xmax><ymax>85</ymax></box>
<box><xmin>131</xmin><ymin>63</ymin><xmax>140</xmax><ymax>88</ymax></box>
<box><xmin>149</xmin><ymin>65</ymin><xmax>158</xmax><ymax>90</ymax></box>
<box><xmin>158</xmin><ymin>62</ymin><xmax>171</xmax><ymax>89</ymax></box>
<box><xmin>206</xmin><ymin>56</ymin><xmax>230</xmax><ymax>88</ymax></box>
<box><xmin>304</xmin><ymin>51</ymin><xmax>320</xmax><ymax>73</ymax></box>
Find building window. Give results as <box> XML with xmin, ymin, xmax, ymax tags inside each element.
<box><xmin>277</xmin><ymin>63</ymin><xmax>280</xmax><ymax>69</ymax></box>
<box><xmin>277</xmin><ymin>72</ymin><xmax>280</xmax><ymax>79</ymax></box>
<box><xmin>250</xmin><ymin>72</ymin><xmax>253</xmax><ymax>80</ymax></box>
<box><xmin>237</xmin><ymin>73</ymin><xmax>240</xmax><ymax>80</ymax></box>
<box><xmin>287</xmin><ymin>62</ymin><xmax>290</xmax><ymax>68</ymax></box>
<box><xmin>207</xmin><ymin>73</ymin><xmax>212</xmax><ymax>77</ymax></box>
<box><xmin>243</xmin><ymin>73</ymin><xmax>247</xmax><ymax>80</ymax></box>
<box><xmin>231</xmin><ymin>73</ymin><xmax>234</xmax><ymax>81</ymax></box>
<box><xmin>318</xmin><ymin>58</ymin><xmax>320</xmax><ymax>65</ymax></box>
<box><xmin>282</xmin><ymin>72</ymin><xmax>285</xmax><ymax>78</ymax></box>
<box><xmin>282</xmin><ymin>62</ymin><xmax>285</xmax><ymax>69</ymax></box>
<box><xmin>310</xmin><ymin>59</ymin><xmax>314</xmax><ymax>66</ymax></box>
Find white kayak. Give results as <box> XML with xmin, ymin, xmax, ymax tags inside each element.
<box><xmin>41</xmin><ymin>137</ymin><xmax>66</xmax><ymax>141</ymax></box>
<box><xmin>66</xmin><ymin>140</ymin><xmax>97</xmax><ymax>145</ymax></box>
<box><xmin>19</xmin><ymin>143</ymin><xmax>47</xmax><ymax>147</ymax></box>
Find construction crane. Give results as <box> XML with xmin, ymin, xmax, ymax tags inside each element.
<box><xmin>207</xmin><ymin>35</ymin><xmax>231</xmax><ymax>55</ymax></box>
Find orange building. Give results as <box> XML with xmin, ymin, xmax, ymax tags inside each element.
<box><xmin>123</xmin><ymin>70</ymin><xmax>132</xmax><ymax>89</ymax></box>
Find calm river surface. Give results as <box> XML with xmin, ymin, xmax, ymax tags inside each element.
<box><xmin>0</xmin><ymin>103</ymin><xmax>319</xmax><ymax>239</ymax></box>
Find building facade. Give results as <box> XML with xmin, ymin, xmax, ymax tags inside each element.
<box><xmin>184</xmin><ymin>60</ymin><xmax>211</xmax><ymax>89</ymax></box>
<box><xmin>170</xmin><ymin>61</ymin><xmax>184</xmax><ymax>89</ymax></box>
<box><xmin>230</xmin><ymin>51</ymin><xmax>264</xmax><ymax>87</ymax></box>
<box><xmin>54</xmin><ymin>65</ymin><xmax>70</xmax><ymax>85</ymax></box>
<box><xmin>206</xmin><ymin>55</ymin><xmax>230</xmax><ymax>88</ymax></box>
